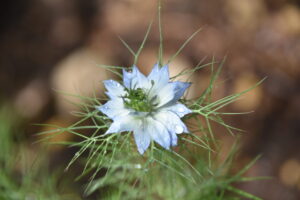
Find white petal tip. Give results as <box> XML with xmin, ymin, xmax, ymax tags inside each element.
<box><xmin>137</xmin><ymin>148</ymin><xmax>146</xmax><ymax>155</ymax></box>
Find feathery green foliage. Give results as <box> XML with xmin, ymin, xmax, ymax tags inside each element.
<box><xmin>0</xmin><ymin>105</ymin><xmax>79</xmax><ymax>200</ymax></box>
<box><xmin>38</xmin><ymin>2</ymin><xmax>264</xmax><ymax>199</ymax></box>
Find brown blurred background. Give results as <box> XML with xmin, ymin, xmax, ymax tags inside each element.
<box><xmin>0</xmin><ymin>0</ymin><xmax>299</xmax><ymax>199</ymax></box>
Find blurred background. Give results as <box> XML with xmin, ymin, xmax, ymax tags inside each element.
<box><xmin>0</xmin><ymin>0</ymin><xmax>299</xmax><ymax>199</ymax></box>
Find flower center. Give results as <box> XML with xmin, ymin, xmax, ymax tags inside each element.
<box><xmin>123</xmin><ymin>88</ymin><xmax>155</xmax><ymax>112</ymax></box>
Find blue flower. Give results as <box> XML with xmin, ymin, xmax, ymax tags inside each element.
<box><xmin>98</xmin><ymin>64</ymin><xmax>192</xmax><ymax>154</ymax></box>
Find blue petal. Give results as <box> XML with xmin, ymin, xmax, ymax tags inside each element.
<box><xmin>123</xmin><ymin>65</ymin><xmax>150</xmax><ymax>89</ymax></box>
<box><xmin>131</xmin><ymin>65</ymin><xmax>150</xmax><ymax>89</ymax></box>
<box><xmin>155</xmin><ymin>83</ymin><xmax>175</xmax><ymax>107</ymax></box>
<box><xmin>146</xmin><ymin>118</ymin><xmax>172</xmax><ymax>149</ymax></box>
<box><xmin>103</xmin><ymin>80</ymin><xmax>125</xmax><ymax>99</ymax></box>
<box><xmin>165</xmin><ymin>103</ymin><xmax>192</xmax><ymax>118</ymax></box>
<box><xmin>155</xmin><ymin>81</ymin><xmax>191</xmax><ymax>108</ymax></box>
<box><xmin>172</xmin><ymin>81</ymin><xmax>191</xmax><ymax>102</ymax></box>
<box><xmin>170</xmin><ymin>132</ymin><xmax>178</xmax><ymax>146</ymax></box>
<box><xmin>133</xmin><ymin>129</ymin><xmax>151</xmax><ymax>154</ymax></box>
<box><xmin>122</xmin><ymin>66</ymin><xmax>138</xmax><ymax>88</ymax></box>
<box><xmin>97</xmin><ymin>99</ymin><xmax>128</xmax><ymax>119</ymax></box>
<box><xmin>147</xmin><ymin>63</ymin><xmax>160</xmax><ymax>79</ymax></box>
<box><xmin>148</xmin><ymin>63</ymin><xmax>169</xmax><ymax>89</ymax></box>
<box><xmin>155</xmin><ymin>111</ymin><xmax>189</xmax><ymax>134</ymax></box>
<box><xmin>105</xmin><ymin>115</ymin><xmax>140</xmax><ymax>134</ymax></box>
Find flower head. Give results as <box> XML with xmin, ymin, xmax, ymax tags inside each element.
<box><xmin>98</xmin><ymin>64</ymin><xmax>192</xmax><ymax>154</ymax></box>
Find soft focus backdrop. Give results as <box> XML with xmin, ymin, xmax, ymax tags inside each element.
<box><xmin>0</xmin><ymin>0</ymin><xmax>299</xmax><ymax>199</ymax></box>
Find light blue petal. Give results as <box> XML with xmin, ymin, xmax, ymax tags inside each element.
<box><xmin>97</xmin><ymin>99</ymin><xmax>129</xmax><ymax>119</ymax></box>
<box><xmin>170</xmin><ymin>131</ymin><xmax>178</xmax><ymax>146</ymax></box>
<box><xmin>131</xmin><ymin>65</ymin><xmax>150</xmax><ymax>89</ymax></box>
<box><xmin>146</xmin><ymin>117</ymin><xmax>172</xmax><ymax>149</ymax></box>
<box><xmin>147</xmin><ymin>63</ymin><xmax>160</xmax><ymax>80</ymax></box>
<box><xmin>155</xmin><ymin>83</ymin><xmax>175</xmax><ymax>107</ymax></box>
<box><xmin>165</xmin><ymin>128</ymin><xmax>178</xmax><ymax>146</ymax></box>
<box><xmin>155</xmin><ymin>81</ymin><xmax>190</xmax><ymax>108</ymax></box>
<box><xmin>105</xmin><ymin>115</ymin><xmax>140</xmax><ymax>134</ymax></box>
<box><xmin>123</xmin><ymin>65</ymin><xmax>150</xmax><ymax>89</ymax></box>
<box><xmin>103</xmin><ymin>80</ymin><xmax>126</xmax><ymax>99</ymax></box>
<box><xmin>156</xmin><ymin>126</ymin><xmax>177</xmax><ymax>147</ymax></box>
<box><xmin>164</xmin><ymin>103</ymin><xmax>192</xmax><ymax>118</ymax></box>
<box><xmin>122</xmin><ymin>66</ymin><xmax>138</xmax><ymax>88</ymax></box>
<box><xmin>171</xmin><ymin>81</ymin><xmax>191</xmax><ymax>102</ymax></box>
<box><xmin>133</xmin><ymin>128</ymin><xmax>151</xmax><ymax>155</ymax></box>
<box><xmin>155</xmin><ymin>111</ymin><xmax>189</xmax><ymax>134</ymax></box>
<box><xmin>148</xmin><ymin>63</ymin><xmax>169</xmax><ymax>89</ymax></box>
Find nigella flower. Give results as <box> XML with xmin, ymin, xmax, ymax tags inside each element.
<box><xmin>98</xmin><ymin>64</ymin><xmax>192</xmax><ymax>154</ymax></box>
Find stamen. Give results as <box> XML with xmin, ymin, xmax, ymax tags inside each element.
<box><xmin>123</xmin><ymin>87</ymin><xmax>156</xmax><ymax>112</ymax></box>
